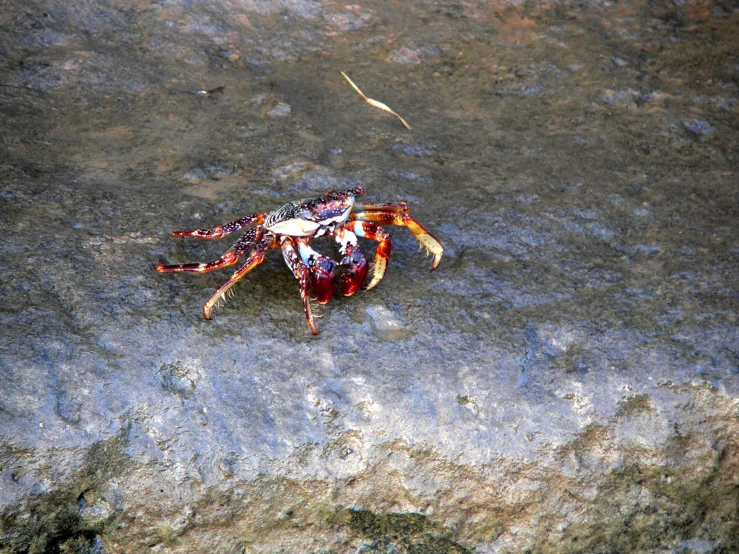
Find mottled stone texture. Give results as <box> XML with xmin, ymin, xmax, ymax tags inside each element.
<box><xmin>1</xmin><ymin>0</ymin><xmax>738</xmax><ymax>552</ymax></box>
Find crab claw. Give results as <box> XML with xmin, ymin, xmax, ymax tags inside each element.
<box><xmin>339</xmin><ymin>248</ymin><xmax>369</xmax><ymax>296</ymax></box>
<box><xmin>311</xmin><ymin>257</ymin><xmax>337</xmax><ymax>304</ymax></box>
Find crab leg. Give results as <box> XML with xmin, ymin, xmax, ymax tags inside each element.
<box><xmin>155</xmin><ymin>228</ymin><xmax>263</xmax><ymax>273</ymax></box>
<box><xmin>343</xmin><ymin>221</ymin><xmax>392</xmax><ymax>291</ymax></box>
<box><xmin>354</xmin><ymin>201</ymin><xmax>409</xmax><ymax>213</ymax></box>
<box><xmin>332</xmin><ymin>227</ymin><xmax>369</xmax><ymax>296</ymax></box>
<box><xmin>172</xmin><ymin>213</ymin><xmax>266</xmax><ymax>239</ymax></box>
<box><xmin>202</xmin><ymin>234</ymin><xmax>277</xmax><ymax>320</ymax></box>
<box><xmin>350</xmin><ymin>210</ymin><xmax>443</xmax><ymax>270</ymax></box>
<box><xmin>281</xmin><ymin>238</ymin><xmax>318</xmax><ymax>335</ymax></box>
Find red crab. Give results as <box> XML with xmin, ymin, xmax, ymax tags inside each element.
<box><xmin>155</xmin><ymin>186</ymin><xmax>443</xmax><ymax>334</ymax></box>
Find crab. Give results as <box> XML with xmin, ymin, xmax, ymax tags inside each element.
<box><xmin>155</xmin><ymin>186</ymin><xmax>443</xmax><ymax>334</ymax></box>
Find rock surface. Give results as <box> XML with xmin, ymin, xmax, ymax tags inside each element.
<box><xmin>1</xmin><ymin>0</ymin><xmax>738</xmax><ymax>552</ymax></box>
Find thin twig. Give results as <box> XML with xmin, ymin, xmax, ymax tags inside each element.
<box><xmin>341</xmin><ymin>71</ymin><xmax>411</xmax><ymax>130</ymax></box>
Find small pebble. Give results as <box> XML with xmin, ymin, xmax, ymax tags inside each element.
<box><xmin>386</xmin><ymin>47</ymin><xmax>422</xmax><ymax>65</ymax></box>
<box><xmin>267</xmin><ymin>102</ymin><xmax>291</xmax><ymax>117</ymax></box>
<box><xmin>682</xmin><ymin>119</ymin><xmax>714</xmax><ymax>135</ymax></box>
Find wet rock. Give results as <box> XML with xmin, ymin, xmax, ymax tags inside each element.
<box><xmin>55</xmin><ymin>392</ymin><xmax>82</xmax><ymax>425</ymax></box>
<box><xmin>391</xmin><ymin>140</ymin><xmax>442</xmax><ymax>156</ymax></box>
<box><xmin>611</xmin><ymin>56</ymin><xmax>628</xmax><ymax>67</ymax></box>
<box><xmin>267</xmin><ymin>101</ymin><xmax>292</xmax><ymax>117</ymax></box>
<box><xmin>682</xmin><ymin>118</ymin><xmax>715</xmax><ymax>135</ymax></box>
<box><xmin>1</xmin><ymin>0</ymin><xmax>738</xmax><ymax>552</ymax></box>
<box><xmin>602</xmin><ymin>88</ymin><xmax>641</xmax><ymax>106</ymax></box>
<box><xmin>324</xmin><ymin>5</ymin><xmax>373</xmax><ymax>33</ymax></box>
<box><xmin>365</xmin><ymin>304</ymin><xmax>406</xmax><ymax>340</ymax></box>
<box><xmin>181</xmin><ymin>165</ymin><xmax>238</xmax><ymax>182</ymax></box>
<box><xmin>385</xmin><ymin>46</ymin><xmax>442</xmax><ymax>65</ymax></box>
<box><xmin>157</xmin><ymin>361</ymin><xmax>198</xmax><ymax>398</ymax></box>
